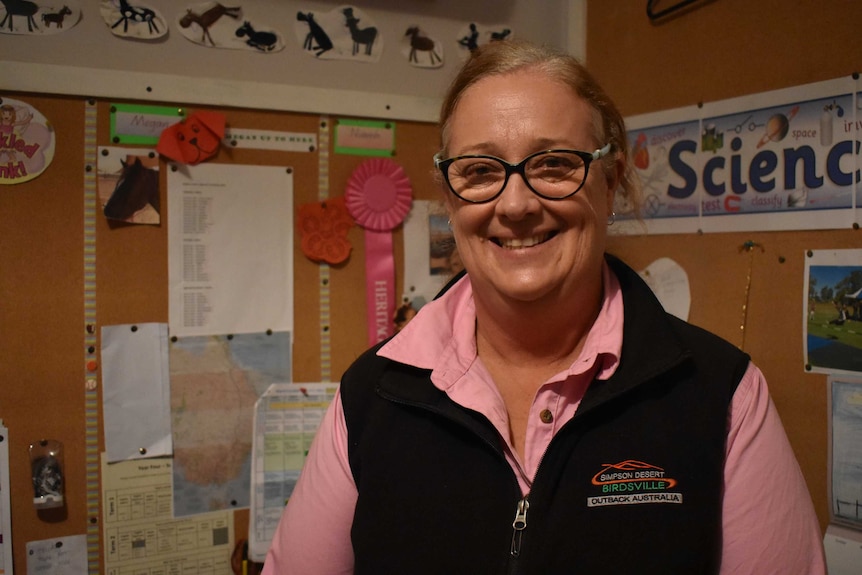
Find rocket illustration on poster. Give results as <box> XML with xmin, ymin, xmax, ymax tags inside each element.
<box><xmin>0</xmin><ymin>96</ymin><xmax>55</xmax><ymax>185</ymax></box>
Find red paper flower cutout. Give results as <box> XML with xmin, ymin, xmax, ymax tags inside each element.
<box><xmin>298</xmin><ymin>196</ymin><xmax>355</xmax><ymax>264</ymax></box>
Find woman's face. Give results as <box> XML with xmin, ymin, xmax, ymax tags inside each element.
<box><xmin>443</xmin><ymin>68</ymin><xmax>617</xmax><ymax>305</ymax></box>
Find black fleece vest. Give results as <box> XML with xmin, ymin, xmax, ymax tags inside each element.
<box><xmin>341</xmin><ymin>256</ymin><xmax>749</xmax><ymax>575</ymax></box>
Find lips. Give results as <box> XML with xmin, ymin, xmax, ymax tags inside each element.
<box><xmin>492</xmin><ymin>232</ymin><xmax>555</xmax><ymax>249</ymax></box>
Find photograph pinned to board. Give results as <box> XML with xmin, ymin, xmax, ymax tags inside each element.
<box><xmin>0</xmin><ymin>95</ymin><xmax>55</xmax><ymax>185</ymax></box>
<box><xmin>0</xmin><ymin>0</ymin><xmax>81</xmax><ymax>35</ymax></box>
<box><xmin>294</xmin><ymin>4</ymin><xmax>382</xmax><ymax>62</ymax></box>
<box><xmin>100</xmin><ymin>0</ymin><xmax>167</xmax><ymax>39</ymax></box>
<box><xmin>97</xmin><ymin>146</ymin><xmax>160</xmax><ymax>225</ymax></box>
<box><xmin>804</xmin><ymin>249</ymin><xmax>862</xmax><ymax>375</ymax></box>
<box><xmin>401</xmin><ymin>25</ymin><xmax>443</xmax><ymax>68</ymax></box>
<box><xmin>402</xmin><ymin>200</ymin><xmax>462</xmax><ymax>315</ymax></box>
<box><xmin>455</xmin><ymin>21</ymin><xmax>513</xmax><ymax>56</ymax></box>
<box><xmin>177</xmin><ymin>1</ymin><xmax>284</xmax><ymax>52</ymax></box>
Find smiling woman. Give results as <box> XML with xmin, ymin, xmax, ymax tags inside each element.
<box><xmin>262</xmin><ymin>40</ymin><xmax>827</xmax><ymax>575</ymax></box>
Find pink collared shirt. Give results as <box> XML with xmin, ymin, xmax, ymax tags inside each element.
<box><xmin>263</xmin><ymin>264</ymin><xmax>826</xmax><ymax>574</ymax></box>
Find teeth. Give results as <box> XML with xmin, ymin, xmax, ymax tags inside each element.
<box><xmin>499</xmin><ymin>234</ymin><xmax>548</xmax><ymax>249</ymax></box>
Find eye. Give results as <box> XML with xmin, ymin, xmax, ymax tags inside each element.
<box><xmin>452</xmin><ymin>158</ymin><xmax>504</xmax><ymax>186</ymax></box>
<box><xmin>528</xmin><ymin>153</ymin><xmax>582</xmax><ymax>180</ymax></box>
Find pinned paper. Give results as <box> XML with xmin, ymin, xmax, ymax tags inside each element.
<box><xmin>638</xmin><ymin>257</ymin><xmax>691</xmax><ymax>321</ymax></box>
<box><xmin>298</xmin><ymin>196</ymin><xmax>355</xmax><ymax>264</ymax></box>
<box><xmin>156</xmin><ymin>111</ymin><xmax>224</xmax><ymax>165</ymax></box>
<box><xmin>26</xmin><ymin>534</ymin><xmax>88</xmax><ymax>574</ymax></box>
<box><xmin>0</xmin><ymin>96</ymin><xmax>55</xmax><ymax>184</ymax></box>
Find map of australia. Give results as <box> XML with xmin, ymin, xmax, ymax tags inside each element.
<box><xmin>170</xmin><ymin>331</ymin><xmax>292</xmax><ymax>517</ymax></box>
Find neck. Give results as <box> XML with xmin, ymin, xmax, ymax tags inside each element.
<box><xmin>473</xmin><ymin>277</ymin><xmax>604</xmax><ymax>371</ymax></box>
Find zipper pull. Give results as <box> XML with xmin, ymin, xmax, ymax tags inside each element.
<box><xmin>510</xmin><ymin>497</ymin><xmax>529</xmax><ymax>557</ymax></box>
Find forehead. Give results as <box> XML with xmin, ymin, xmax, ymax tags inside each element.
<box><xmin>447</xmin><ymin>69</ymin><xmax>597</xmax><ymax>151</ymax></box>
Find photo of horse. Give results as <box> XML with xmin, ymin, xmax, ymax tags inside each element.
<box><xmin>97</xmin><ymin>148</ymin><xmax>161</xmax><ymax>224</ymax></box>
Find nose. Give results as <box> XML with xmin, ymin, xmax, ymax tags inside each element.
<box><xmin>494</xmin><ymin>171</ymin><xmax>540</xmax><ymax>220</ymax></box>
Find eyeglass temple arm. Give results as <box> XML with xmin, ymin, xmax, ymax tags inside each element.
<box><xmin>592</xmin><ymin>143</ymin><xmax>612</xmax><ymax>161</ymax></box>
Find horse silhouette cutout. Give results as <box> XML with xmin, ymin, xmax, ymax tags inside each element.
<box><xmin>405</xmin><ymin>27</ymin><xmax>440</xmax><ymax>65</ymax></box>
<box><xmin>458</xmin><ymin>23</ymin><xmax>479</xmax><ymax>51</ymax></box>
<box><xmin>235</xmin><ymin>21</ymin><xmax>277</xmax><ymax>51</ymax></box>
<box><xmin>342</xmin><ymin>7</ymin><xmax>376</xmax><ymax>56</ymax></box>
<box><xmin>490</xmin><ymin>28</ymin><xmax>512</xmax><ymax>41</ymax></box>
<box><xmin>112</xmin><ymin>0</ymin><xmax>159</xmax><ymax>35</ymax></box>
<box><xmin>179</xmin><ymin>3</ymin><xmax>241</xmax><ymax>46</ymax></box>
<box><xmin>104</xmin><ymin>157</ymin><xmax>159</xmax><ymax>222</ymax></box>
<box><xmin>0</xmin><ymin>0</ymin><xmax>39</xmax><ymax>32</ymax></box>
<box><xmin>41</xmin><ymin>5</ymin><xmax>72</xmax><ymax>28</ymax></box>
<box><xmin>297</xmin><ymin>12</ymin><xmax>332</xmax><ymax>57</ymax></box>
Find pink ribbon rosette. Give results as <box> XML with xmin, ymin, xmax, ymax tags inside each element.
<box><xmin>345</xmin><ymin>158</ymin><xmax>413</xmax><ymax>346</ymax></box>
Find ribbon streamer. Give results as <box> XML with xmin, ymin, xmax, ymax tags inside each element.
<box><xmin>345</xmin><ymin>158</ymin><xmax>412</xmax><ymax>345</ymax></box>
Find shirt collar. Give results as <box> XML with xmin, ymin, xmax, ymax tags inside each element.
<box><xmin>378</xmin><ymin>260</ymin><xmax>624</xmax><ymax>387</ymax></box>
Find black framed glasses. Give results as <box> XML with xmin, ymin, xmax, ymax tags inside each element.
<box><xmin>434</xmin><ymin>144</ymin><xmax>612</xmax><ymax>204</ymax></box>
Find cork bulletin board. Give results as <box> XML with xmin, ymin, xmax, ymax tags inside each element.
<box><xmin>0</xmin><ymin>93</ymin><xmax>441</xmax><ymax>571</ymax></box>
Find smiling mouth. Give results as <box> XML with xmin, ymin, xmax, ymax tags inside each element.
<box><xmin>492</xmin><ymin>232</ymin><xmax>555</xmax><ymax>249</ymax></box>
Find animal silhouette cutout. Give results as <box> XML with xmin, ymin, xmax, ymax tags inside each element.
<box><xmin>179</xmin><ymin>3</ymin><xmax>241</xmax><ymax>46</ymax></box>
<box><xmin>0</xmin><ymin>0</ymin><xmax>39</xmax><ymax>32</ymax></box>
<box><xmin>103</xmin><ymin>157</ymin><xmax>159</xmax><ymax>221</ymax></box>
<box><xmin>458</xmin><ymin>23</ymin><xmax>479</xmax><ymax>51</ymax></box>
<box><xmin>342</xmin><ymin>7</ymin><xmax>376</xmax><ymax>56</ymax></box>
<box><xmin>405</xmin><ymin>27</ymin><xmax>440</xmax><ymax>65</ymax></box>
<box><xmin>112</xmin><ymin>0</ymin><xmax>159</xmax><ymax>35</ymax></box>
<box><xmin>490</xmin><ymin>28</ymin><xmax>511</xmax><ymax>41</ymax></box>
<box><xmin>41</xmin><ymin>5</ymin><xmax>72</xmax><ymax>28</ymax></box>
<box><xmin>297</xmin><ymin>11</ymin><xmax>332</xmax><ymax>56</ymax></box>
<box><xmin>235</xmin><ymin>21</ymin><xmax>277</xmax><ymax>51</ymax></box>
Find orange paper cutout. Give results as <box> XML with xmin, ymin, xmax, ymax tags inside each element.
<box><xmin>156</xmin><ymin>111</ymin><xmax>225</xmax><ymax>165</ymax></box>
<box><xmin>298</xmin><ymin>196</ymin><xmax>355</xmax><ymax>264</ymax></box>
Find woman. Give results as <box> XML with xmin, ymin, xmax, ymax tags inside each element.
<box><xmin>263</xmin><ymin>40</ymin><xmax>825</xmax><ymax>574</ymax></box>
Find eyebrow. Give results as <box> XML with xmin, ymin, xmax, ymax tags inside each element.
<box><xmin>451</xmin><ymin>137</ymin><xmax>581</xmax><ymax>158</ymax></box>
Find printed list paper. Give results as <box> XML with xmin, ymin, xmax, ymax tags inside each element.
<box><xmin>168</xmin><ymin>163</ymin><xmax>294</xmax><ymax>337</ymax></box>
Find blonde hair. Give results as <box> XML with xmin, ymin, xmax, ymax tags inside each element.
<box><xmin>439</xmin><ymin>40</ymin><xmax>641</xmax><ymax>217</ymax></box>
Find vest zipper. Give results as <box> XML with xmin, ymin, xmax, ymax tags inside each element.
<box><xmin>510</xmin><ymin>497</ymin><xmax>529</xmax><ymax>557</ymax></box>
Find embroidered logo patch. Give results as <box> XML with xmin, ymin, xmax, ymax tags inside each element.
<box><xmin>587</xmin><ymin>459</ymin><xmax>682</xmax><ymax>507</ymax></box>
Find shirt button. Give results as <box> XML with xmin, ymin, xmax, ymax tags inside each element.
<box><xmin>539</xmin><ymin>409</ymin><xmax>554</xmax><ymax>424</ymax></box>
